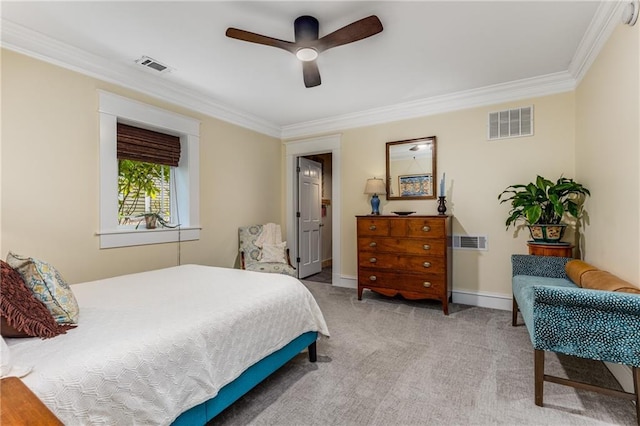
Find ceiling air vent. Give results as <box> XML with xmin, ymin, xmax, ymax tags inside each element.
<box><xmin>488</xmin><ymin>106</ymin><xmax>533</xmax><ymax>140</ymax></box>
<box><xmin>453</xmin><ymin>235</ymin><xmax>488</xmax><ymax>251</ymax></box>
<box><xmin>135</xmin><ymin>56</ymin><xmax>172</xmax><ymax>74</ymax></box>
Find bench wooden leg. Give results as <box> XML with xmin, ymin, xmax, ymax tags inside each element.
<box><xmin>512</xmin><ymin>296</ymin><xmax>519</xmax><ymax>326</ymax></box>
<box><xmin>534</xmin><ymin>349</ymin><xmax>544</xmax><ymax>407</ymax></box>
<box><xmin>633</xmin><ymin>367</ymin><xmax>639</xmax><ymax>426</ymax></box>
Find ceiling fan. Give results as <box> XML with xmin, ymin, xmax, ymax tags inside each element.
<box><xmin>225</xmin><ymin>15</ymin><xmax>383</xmax><ymax>88</ymax></box>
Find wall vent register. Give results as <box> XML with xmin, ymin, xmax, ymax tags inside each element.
<box><xmin>452</xmin><ymin>235</ymin><xmax>488</xmax><ymax>251</ymax></box>
<box><xmin>488</xmin><ymin>106</ymin><xmax>533</xmax><ymax>140</ymax></box>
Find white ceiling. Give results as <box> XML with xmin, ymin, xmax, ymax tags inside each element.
<box><xmin>1</xmin><ymin>1</ymin><xmax>621</xmax><ymax>138</ymax></box>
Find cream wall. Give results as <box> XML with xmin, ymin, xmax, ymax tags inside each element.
<box><xmin>575</xmin><ymin>22</ymin><xmax>640</xmax><ymax>284</ymax></box>
<box><xmin>338</xmin><ymin>92</ymin><xmax>575</xmax><ymax>297</ymax></box>
<box><xmin>1</xmin><ymin>49</ymin><xmax>282</xmax><ymax>284</ymax></box>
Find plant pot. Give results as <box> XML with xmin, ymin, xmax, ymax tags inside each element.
<box><xmin>144</xmin><ymin>215</ymin><xmax>157</xmax><ymax>229</ymax></box>
<box><xmin>528</xmin><ymin>224</ymin><xmax>567</xmax><ymax>243</ymax></box>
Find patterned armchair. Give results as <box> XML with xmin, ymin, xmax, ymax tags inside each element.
<box><xmin>238</xmin><ymin>225</ymin><xmax>296</xmax><ymax>277</ymax></box>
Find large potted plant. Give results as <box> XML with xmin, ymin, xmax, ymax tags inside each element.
<box><xmin>498</xmin><ymin>175</ymin><xmax>590</xmax><ymax>243</ymax></box>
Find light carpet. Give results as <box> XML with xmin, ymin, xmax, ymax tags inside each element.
<box><xmin>209</xmin><ymin>281</ymin><xmax>636</xmax><ymax>425</ymax></box>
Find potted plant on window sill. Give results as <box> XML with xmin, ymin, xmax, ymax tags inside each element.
<box><xmin>498</xmin><ymin>175</ymin><xmax>590</xmax><ymax>243</ymax></box>
<box><xmin>135</xmin><ymin>212</ymin><xmax>179</xmax><ymax>230</ymax></box>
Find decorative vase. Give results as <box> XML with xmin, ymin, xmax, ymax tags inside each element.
<box><xmin>527</xmin><ymin>224</ymin><xmax>567</xmax><ymax>243</ymax></box>
<box><xmin>437</xmin><ymin>196</ymin><xmax>447</xmax><ymax>215</ymax></box>
<box><xmin>370</xmin><ymin>194</ymin><xmax>381</xmax><ymax>215</ymax></box>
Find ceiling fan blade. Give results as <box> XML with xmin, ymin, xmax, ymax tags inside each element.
<box><xmin>302</xmin><ymin>61</ymin><xmax>321</xmax><ymax>88</ymax></box>
<box><xmin>226</xmin><ymin>28</ymin><xmax>297</xmax><ymax>54</ymax></box>
<box><xmin>314</xmin><ymin>15</ymin><xmax>383</xmax><ymax>52</ymax></box>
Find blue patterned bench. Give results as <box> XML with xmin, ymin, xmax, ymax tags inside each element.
<box><xmin>511</xmin><ymin>254</ymin><xmax>640</xmax><ymax>423</ymax></box>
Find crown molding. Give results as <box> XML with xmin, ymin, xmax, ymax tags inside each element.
<box><xmin>0</xmin><ymin>19</ymin><xmax>281</xmax><ymax>138</ymax></box>
<box><xmin>2</xmin><ymin>1</ymin><xmax>617</xmax><ymax>141</ymax></box>
<box><xmin>568</xmin><ymin>1</ymin><xmax>626</xmax><ymax>84</ymax></box>
<box><xmin>281</xmin><ymin>71</ymin><xmax>575</xmax><ymax>139</ymax></box>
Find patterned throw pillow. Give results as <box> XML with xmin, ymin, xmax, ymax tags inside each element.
<box><xmin>7</xmin><ymin>252</ymin><xmax>79</xmax><ymax>325</ymax></box>
<box><xmin>0</xmin><ymin>260</ymin><xmax>73</xmax><ymax>338</ymax></box>
<box><xmin>259</xmin><ymin>242</ymin><xmax>288</xmax><ymax>264</ymax></box>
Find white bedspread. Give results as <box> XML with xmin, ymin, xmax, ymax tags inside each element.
<box><xmin>5</xmin><ymin>264</ymin><xmax>329</xmax><ymax>425</ymax></box>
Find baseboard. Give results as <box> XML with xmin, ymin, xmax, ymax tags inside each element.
<box><xmin>331</xmin><ymin>277</ymin><xmax>512</xmax><ymax>311</ymax></box>
<box><xmin>605</xmin><ymin>362</ymin><xmax>635</xmax><ymax>393</ymax></box>
<box><xmin>333</xmin><ymin>275</ymin><xmax>357</xmax><ymax>289</ymax></box>
<box><xmin>451</xmin><ymin>289</ymin><xmax>512</xmax><ymax>311</ymax></box>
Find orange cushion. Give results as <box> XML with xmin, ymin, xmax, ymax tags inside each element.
<box><xmin>565</xmin><ymin>260</ymin><xmax>598</xmax><ymax>287</ymax></box>
<box><xmin>580</xmin><ymin>270</ymin><xmax>640</xmax><ymax>294</ymax></box>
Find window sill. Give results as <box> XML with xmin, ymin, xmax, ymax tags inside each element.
<box><xmin>97</xmin><ymin>227</ymin><xmax>201</xmax><ymax>249</ymax></box>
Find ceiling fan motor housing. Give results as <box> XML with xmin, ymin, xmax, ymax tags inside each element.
<box><xmin>294</xmin><ymin>16</ymin><xmax>319</xmax><ymax>42</ymax></box>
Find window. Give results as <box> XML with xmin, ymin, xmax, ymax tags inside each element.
<box><xmin>116</xmin><ymin>123</ymin><xmax>180</xmax><ymax>227</ymax></box>
<box><xmin>98</xmin><ymin>91</ymin><xmax>200</xmax><ymax>248</ymax></box>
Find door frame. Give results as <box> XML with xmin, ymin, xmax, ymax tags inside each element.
<box><xmin>285</xmin><ymin>134</ymin><xmax>341</xmax><ymax>286</ymax></box>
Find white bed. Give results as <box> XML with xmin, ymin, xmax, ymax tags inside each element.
<box><xmin>5</xmin><ymin>264</ymin><xmax>329</xmax><ymax>425</ymax></box>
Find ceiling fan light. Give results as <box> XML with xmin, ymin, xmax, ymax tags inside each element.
<box><xmin>296</xmin><ymin>47</ymin><xmax>318</xmax><ymax>62</ymax></box>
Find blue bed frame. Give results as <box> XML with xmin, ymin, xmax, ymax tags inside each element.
<box><xmin>172</xmin><ymin>331</ymin><xmax>318</xmax><ymax>425</ymax></box>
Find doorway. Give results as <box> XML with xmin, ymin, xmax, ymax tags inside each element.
<box><xmin>284</xmin><ymin>134</ymin><xmax>342</xmax><ymax>287</ymax></box>
<box><xmin>300</xmin><ymin>153</ymin><xmax>332</xmax><ymax>282</ymax></box>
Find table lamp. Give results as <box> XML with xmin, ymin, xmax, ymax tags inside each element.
<box><xmin>364</xmin><ymin>178</ymin><xmax>386</xmax><ymax>215</ymax></box>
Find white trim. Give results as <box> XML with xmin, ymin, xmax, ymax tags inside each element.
<box><xmin>0</xmin><ymin>2</ymin><xmax>618</xmax><ymax>140</ymax></box>
<box><xmin>1</xmin><ymin>19</ymin><xmax>280</xmax><ymax>139</ymax></box>
<box><xmin>451</xmin><ymin>289</ymin><xmax>512</xmax><ymax>311</ymax></box>
<box><xmin>281</xmin><ymin>72</ymin><xmax>574</xmax><ymax>139</ymax></box>
<box><xmin>328</xmin><ymin>275</ymin><xmax>513</xmax><ymax>312</ymax></box>
<box><xmin>604</xmin><ymin>362</ymin><xmax>636</xmax><ymax>393</ymax></box>
<box><xmin>98</xmin><ymin>91</ymin><xmax>201</xmax><ymax>249</ymax></box>
<box><xmin>285</xmin><ymin>134</ymin><xmax>342</xmax><ymax>286</ymax></box>
<box><xmin>97</xmin><ymin>227</ymin><xmax>201</xmax><ymax>249</ymax></box>
<box><xmin>568</xmin><ymin>1</ymin><xmax>627</xmax><ymax>84</ymax></box>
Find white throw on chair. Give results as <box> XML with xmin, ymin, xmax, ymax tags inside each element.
<box><xmin>238</xmin><ymin>224</ymin><xmax>296</xmax><ymax>277</ymax></box>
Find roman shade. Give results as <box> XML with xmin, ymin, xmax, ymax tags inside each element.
<box><xmin>117</xmin><ymin>123</ymin><xmax>181</xmax><ymax>167</ymax></box>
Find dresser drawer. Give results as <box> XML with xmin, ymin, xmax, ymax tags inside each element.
<box><xmin>357</xmin><ymin>237</ymin><xmax>446</xmax><ymax>256</ymax></box>
<box><xmin>358</xmin><ymin>253</ymin><xmax>445</xmax><ymax>272</ymax></box>
<box><xmin>357</xmin><ymin>218</ymin><xmax>390</xmax><ymax>236</ymax></box>
<box><xmin>358</xmin><ymin>269</ymin><xmax>445</xmax><ymax>296</ymax></box>
<box><xmin>404</xmin><ymin>218</ymin><xmax>446</xmax><ymax>238</ymax></box>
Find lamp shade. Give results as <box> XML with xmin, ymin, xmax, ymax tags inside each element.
<box><xmin>364</xmin><ymin>178</ymin><xmax>386</xmax><ymax>195</ymax></box>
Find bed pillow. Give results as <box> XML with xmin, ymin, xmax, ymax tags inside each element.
<box><xmin>6</xmin><ymin>252</ymin><xmax>79</xmax><ymax>325</ymax></box>
<box><xmin>259</xmin><ymin>242</ymin><xmax>288</xmax><ymax>264</ymax></box>
<box><xmin>0</xmin><ymin>260</ymin><xmax>73</xmax><ymax>338</ymax></box>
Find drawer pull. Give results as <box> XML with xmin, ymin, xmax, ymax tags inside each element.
<box><xmin>369</xmin><ymin>257</ymin><xmax>377</xmax><ymax>263</ymax></box>
<box><xmin>369</xmin><ymin>225</ymin><xmax>377</xmax><ymax>231</ymax></box>
<box><xmin>423</xmin><ymin>261</ymin><xmax>431</xmax><ymax>268</ymax></box>
<box><xmin>369</xmin><ymin>275</ymin><xmax>377</xmax><ymax>281</ymax></box>
<box><xmin>423</xmin><ymin>281</ymin><xmax>432</xmax><ymax>288</ymax></box>
<box><xmin>423</xmin><ymin>244</ymin><xmax>431</xmax><ymax>250</ymax></box>
<box><xmin>422</xmin><ymin>225</ymin><xmax>431</xmax><ymax>232</ymax></box>
<box><xmin>369</xmin><ymin>241</ymin><xmax>377</xmax><ymax>247</ymax></box>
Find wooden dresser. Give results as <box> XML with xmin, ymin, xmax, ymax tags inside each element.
<box><xmin>356</xmin><ymin>215</ymin><xmax>452</xmax><ymax>315</ymax></box>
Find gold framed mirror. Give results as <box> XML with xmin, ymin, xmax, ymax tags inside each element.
<box><xmin>385</xmin><ymin>136</ymin><xmax>437</xmax><ymax>200</ymax></box>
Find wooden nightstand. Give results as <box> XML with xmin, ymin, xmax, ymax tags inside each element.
<box><xmin>527</xmin><ymin>242</ymin><xmax>574</xmax><ymax>258</ymax></box>
<box><xmin>1</xmin><ymin>377</ymin><xmax>63</xmax><ymax>425</ymax></box>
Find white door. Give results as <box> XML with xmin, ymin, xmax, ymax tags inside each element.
<box><xmin>297</xmin><ymin>157</ymin><xmax>322</xmax><ymax>278</ymax></box>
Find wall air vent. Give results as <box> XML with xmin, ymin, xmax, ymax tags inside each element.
<box><xmin>135</xmin><ymin>56</ymin><xmax>172</xmax><ymax>74</ymax></box>
<box><xmin>488</xmin><ymin>106</ymin><xmax>533</xmax><ymax>140</ymax></box>
<box><xmin>453</xmin><ymin>235</ymin><xmax>488</xmax><ymax>251</ymax></box>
